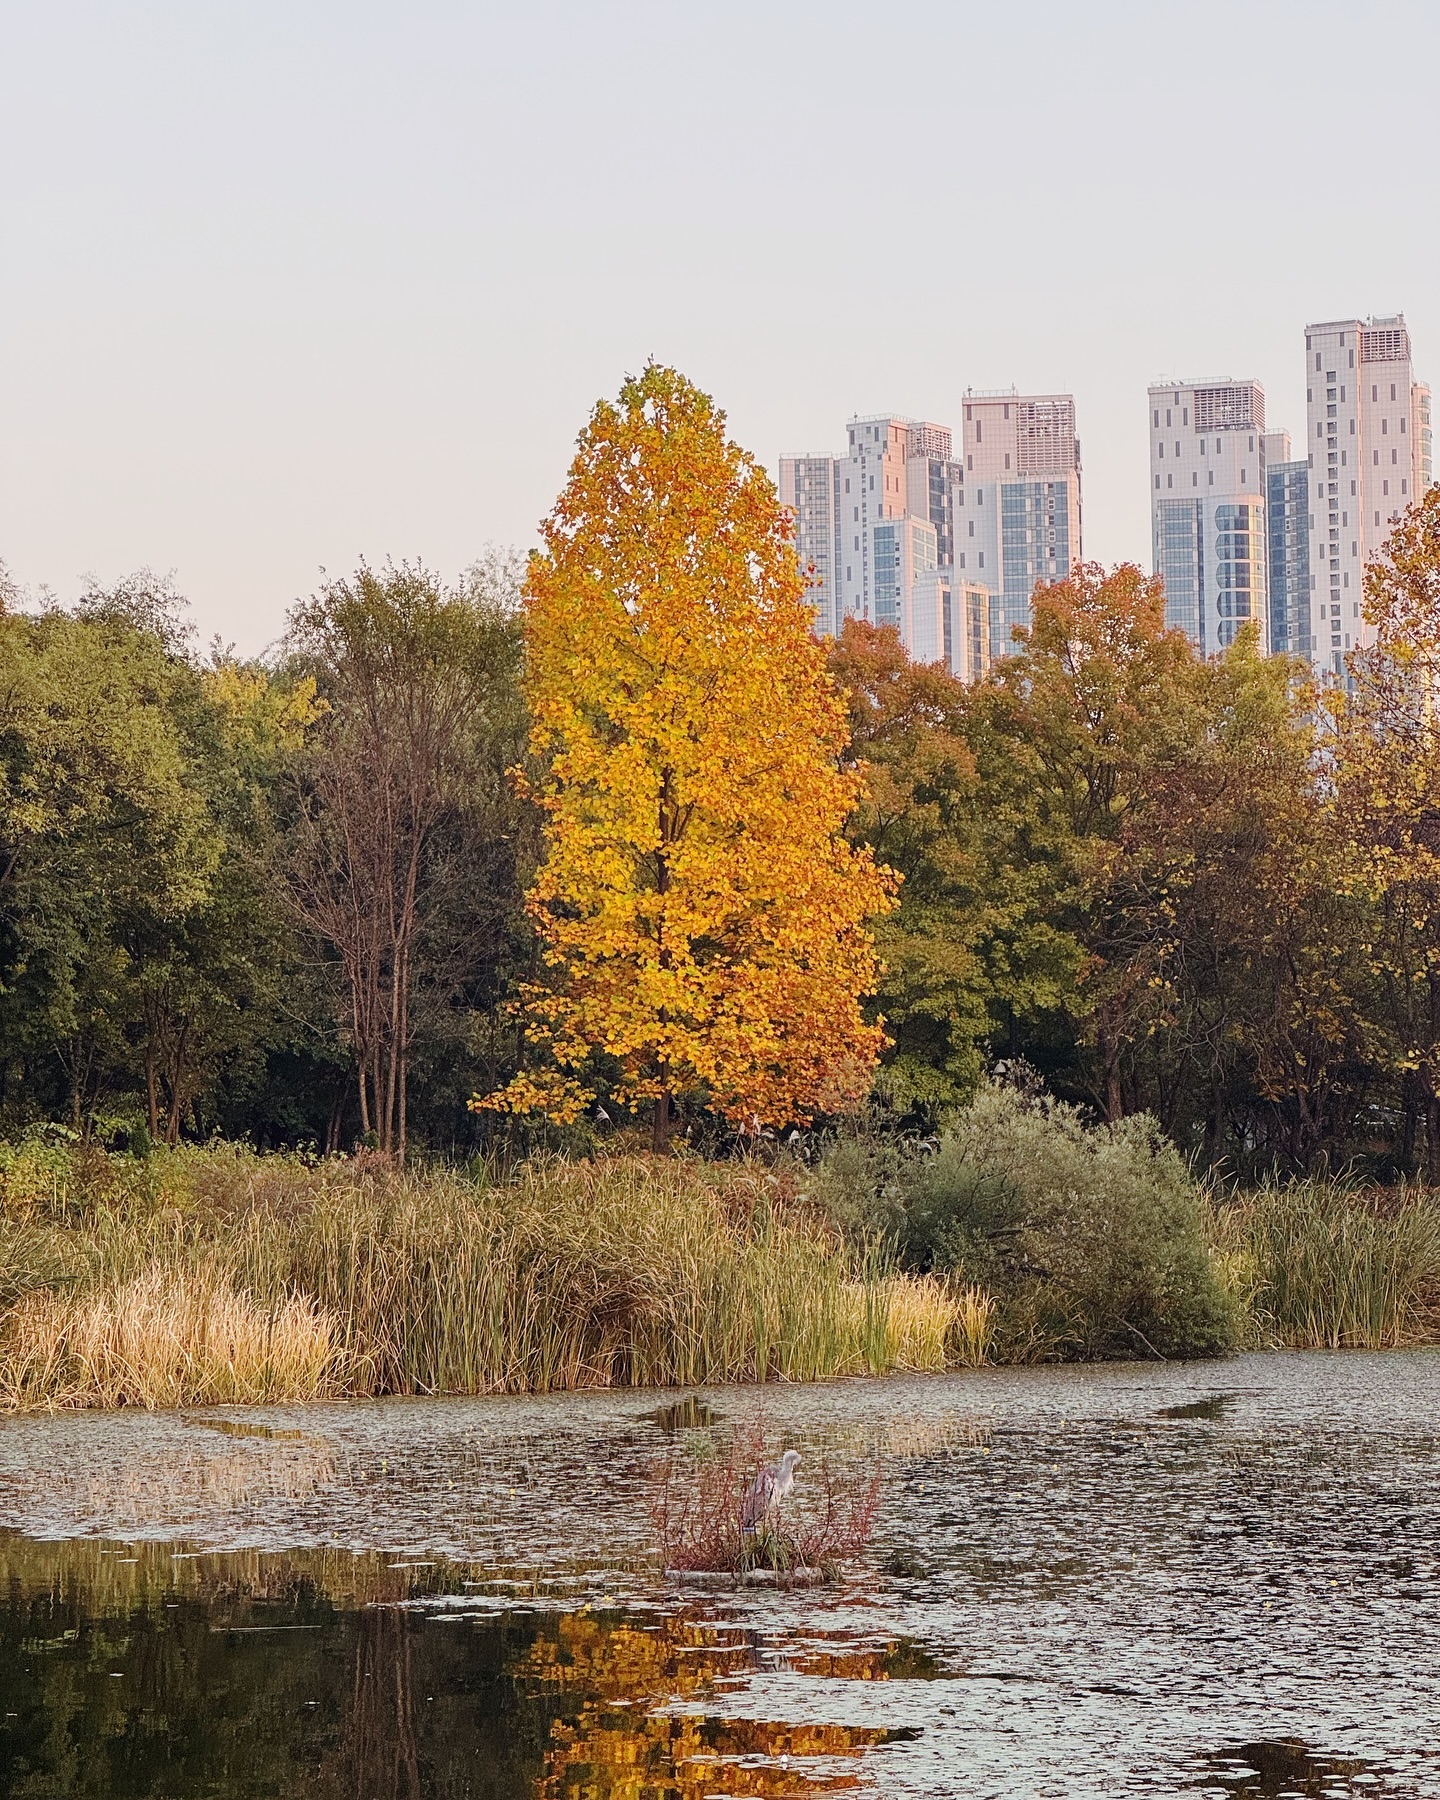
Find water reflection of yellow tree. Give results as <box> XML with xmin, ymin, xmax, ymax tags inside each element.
<box><xmin>515</xmin><ymin>1613</ymin><xmax>903</xmax><ymax>1799</ymax></box>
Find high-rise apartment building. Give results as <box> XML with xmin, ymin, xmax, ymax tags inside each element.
<box><xmin>874</xmin><ymin>512</ymin><xmax>939</xmax><ymax>641</ymax></box>
<box><xmin>778</xmin><ymin>455</ymin><xmax>841</xmax><ymax>636</ymax></box>
<box><xmin>904</xmin><ymin>422</ymin><xmax>957</xmax><ymax>568</ymax></box>
<box><xmin>1303</xmin><ymin>315</ymin><xmax>1431</xmax><ymax>677</ymax></box>
<box><xmin>831</xmin><ymin>416</ymin><xmax>914</xmax><ymax>629</ymax></box>
<box><xmin>781</xmin><ymin>404</ymin><xmax>1074</xmax><ymax>680</ymax></box>
<box><xmin>781</xmin><ymin>415</ymin><xmax>988</xmax><ymax>681</ymax></box>
<box><xmin>952</xmin><ymin>392</ymin><xmax>1082</xmax><ymax>660</ymax></box>
<box><xmin>950</xmin><ymin>580</ymin><xmax>993</xmax><ymax>683</ymax></box>
<box><xmin>1148</xmin><ymin>380</ymin><xmax>1269</xmax><ymax>654</ymax></box>
<box><xmin>832</xmin><ymin>416</ymin><xmax>957</xmax><ymax>629</ymax></box>
<box><xmin>1264</xmin><ymin>430</ymin><xmax>1312</xmax><ymax>660</ymax></box>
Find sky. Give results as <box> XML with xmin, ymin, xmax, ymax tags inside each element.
<box><xmin>3</xmin><ymin>0</ymin><xmax>1438</xmax><ymax>654</ymax></box>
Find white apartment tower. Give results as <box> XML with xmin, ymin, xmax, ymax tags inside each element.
<box><xmin>1304</xmin><ymin>315</ymin><xmax>1432</xmax><ymax>677</ymax></box>
<box><xmin>778</xmin><ymin>455</ymin><xmax>841</xmax><ymax>636</ymax></box>
<box><xmin>833</xmin><ymin>416</ymin><xmax>956</xmax><ymax>629</ymax></box>
<box><xmin>1149</xmin><ymin>380</ymin><xmax>1269</xmax><ymax>654</ymax></box>
<box><xmin>781</xmin><ymin>416</ymin><xmax>989</xmax><ymax>681</ymax></box>
<box><xmin>951</xmin><ymin>392</ymin><xmax>1082</xmax><ymax>660</ymax></box>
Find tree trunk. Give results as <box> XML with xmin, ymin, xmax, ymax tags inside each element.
<box><xmin>326</xmin><ymin>1078</ymin><xmax>345</xmax><ymax>1155</ymax></box>
<box><xmin>357</xmin><ymin>1056</ymin><xmax>371</xmax><ymax>1139</ymax></box>
<box><xmin>652</xmin><ymin>1089</ymin><xmax>672</xmax><ymax>1154</ymax></box>
<box><xmin>163</xmin><ymin>1021</ymin><xmax>191</xmax><ymax>1147</ymax></box>
<box><xmin>1105</xmin><ymin>1060</ymin><xmax>1123</xmax><ymax>1125</ymax></box>
<box><xmin>145</xmin><ymin>1050</ymin><xmax>160</xmax><ymax>1141</ymax></box>
<box><xmin>1401</xmin><ymin>1072</ymin><xmax>1421</xmax><ymax>1176</ymax></box>
<box><xmin>382</xmin><ymin>958</ymin><xmax>401</xmax><ymax>1154</ymax></box>
<box><xmin>397</xmin><ymin>1016</ymin><xmax>408</xmax><ymax>1170</ymax></box>
<box><xmin>1205</xmin><ymin>1084</ymin><xmax>1225</xmax><ymax>1169</ymax></box>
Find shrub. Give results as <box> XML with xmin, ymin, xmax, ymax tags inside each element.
<box><xmin>886</xmin><ymin>1084</ymin><xmax>1236</xmax><ymax>1360</ymax></box>
<box><xmin>650</xmin><ymin>1422</ymin><xmax>881</xmax><ymax>1580</ymax></box>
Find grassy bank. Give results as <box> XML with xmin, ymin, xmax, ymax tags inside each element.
<box><xmin>1207</xmin><ymin>1180</ymin><xmax>1440</xmax><ymax>1350</ymax></box>
<box><xmin>4</xmin><ymin>1135</ymin><xmax>1438</xmax><ymax>1412</ymax></box>
<box><xmin>0</xmin><ymin>1144</ymin><xmax>963</xmax><ymax>1411</ymax></box>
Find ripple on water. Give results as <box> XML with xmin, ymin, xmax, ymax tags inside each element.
<box><xmin>1193</xmin><ymin>1737</ymin><xmax>1406</xmax><ymax>1796</ymax></box>
<box><xmin>0</xmin><ymin>1349</ymin><xmax>1438</xmax><ymax>1796</ymax></box>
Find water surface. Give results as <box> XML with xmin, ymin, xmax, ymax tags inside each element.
<box><xmin>1</xmin><ymin>1351</ymin><xmax>1437</xmax><ymax>1797</ymax></box>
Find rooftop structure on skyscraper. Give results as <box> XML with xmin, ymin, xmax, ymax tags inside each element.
<box><xmin>951</xmin><ymin>391</ymin><xmax>1082</xmax><ymax>660</ymax></box>
<box><xmin>1148</xmin><ymin>378</ymin><xmax>1270</xmax><ymax>655</ymax></box>
<box><xmin>1304</xmin><ymin>314</ymin><xmax>1431</xmax><ymax>679</ymax></box>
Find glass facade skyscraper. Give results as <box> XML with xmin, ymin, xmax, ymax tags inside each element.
<box><xmin>779</xmin><ymin>416</ymin><xmax>988</xmax><ymax>682</ymax></box>
<box><xmin>951</xmin><ymin>392</ymin><xmax>1082</xmax><ymax>660</ymax></box>
<box><xmin>1148</xmin><ymin>380</ymin><xmax>1269</xmax><ymax>654</ymax></box>
<box><xmin>1265</xmin><ymin>438</ymin><xmax>1312</xmax><ymax>659</ymax></box>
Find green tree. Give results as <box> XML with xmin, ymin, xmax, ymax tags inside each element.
<box><xmin>0</xmin><ymin>592</ymin><xmax>220</xmax><ymax>1127</ymax></box>
<box><xmin>1331</xmin><ymin>485</ymin><xmax>1440</xmax><ymax>1175</ymax></box>
<box><xmin>283</xmin><ymin>556</ymin><xmax>531</xmax><ymax>1160</ymax></box>
<box><xmin>826</xmin><ymin>619</ymin><xmax>993</xmax><ymax>1115</ymax></box>
<box><xmin>961</xmin><ymin>562</ymin><xmax>1197</xmax><ymax>1116</ymax></box>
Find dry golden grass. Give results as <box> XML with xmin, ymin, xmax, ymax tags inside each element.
<box><xmin>949</xmin><ymin>1284</ymin><xmax>997</xmax><ymax>1367</ymax></box>
<box><xmin>0</xmin><ymin>1145</ymin><xmax>969</xmax><ymax>1410</ymax></box>
<box><xmin>872</xmin><ymin>1275</ymin><xmax>963</xmax><ymax>1371</ymax></box>
<box><xmin>0</xmin><ymin>1264</ymin><xmax>340</xmax><ymax>1410</ymax></box>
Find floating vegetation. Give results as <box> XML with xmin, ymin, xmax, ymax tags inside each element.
<box><xmin>650</xmin><ymin>1422</ymin><xmax>881</xmax><ymax>1582</ymax></box>
<box><xmin>1157</xmin><ymin>1392</ymin><xmax>1240</xmax><ymax>1421</ymax></box>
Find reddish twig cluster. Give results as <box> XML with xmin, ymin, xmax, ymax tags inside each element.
<box><xmin>649</xmin><ymin>1419</ymin><xmax>881</xmax><ymax>1579</ymax></box>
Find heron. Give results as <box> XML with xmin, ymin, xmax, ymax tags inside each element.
<box><xmin>741</xmin><ymin>1449</ymin><xmax>801</xmax><ymax>1532</ymax></box>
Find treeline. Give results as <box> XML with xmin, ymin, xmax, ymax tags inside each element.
<box><xmin>0</xmin><ymin>558</ymin><xmax>532</xmax><ymax>1154</ymax></box>
<box><xmin>4</xmin><ymin>482</ymin><xmax>1440</xmax><ymax>1178</ymax></box>
<box><xmin>848</xmin><ymin>498</ymin><xmax>1440</xmax><ymax>1179</ymax></box>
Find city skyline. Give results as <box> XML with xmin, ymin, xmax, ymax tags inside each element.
<box><xmin>5</xmin><ymin>4</ymin><xmax>1439</xmax><ymax>655</ymax></box>
<box><xmin>782</xmin><ymin>313</ymin><xmax>1429</xmax><ymax>679</ymax></box>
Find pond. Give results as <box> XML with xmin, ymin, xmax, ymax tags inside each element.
<box><xmin>0</xmin><ymin>1350</ymin><xmax>1437</xmax><ymax>1797</ymax></box>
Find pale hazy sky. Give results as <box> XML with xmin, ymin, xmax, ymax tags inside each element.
<box><xmin>3</xmin><ymin>1</ymin><xmax>1438</xmax><ymax>652</ymax></box>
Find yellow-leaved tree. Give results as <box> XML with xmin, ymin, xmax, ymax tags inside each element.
<box><xmin>478</xmin><ymin>364</ymin><xmax>896</xmax><ymax>1148</ymax></box>
<box><xmin>1330</xmin><ymin>484</ymin><xmax>1440</xmax><ymax>1173</ymax></box>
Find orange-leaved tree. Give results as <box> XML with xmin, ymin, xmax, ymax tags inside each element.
<box><xmin>476</xmin><ymin>364</ymin><xmax>896</xmax><ymax>1148</ymax></box>
<box><xmin>1330</xmin><ymin>485</ymin><xmax>1440</xmax><ymax>1173</ymax></box>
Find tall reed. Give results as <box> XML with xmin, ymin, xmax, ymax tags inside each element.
<box><xmin>0</xmin><ymin>1265</ymin><xmax>339</xmax><ymax>1409</ymax></box>
<box><xmin>1207</xmin><ymin>1179</ymin><xmax>1440</xmax><ymax>1349</ymax></box>
<box><xmin>0</xmin><ymin>1147</ymin><xmax>961</xmax><ymax>1409</ymax></box>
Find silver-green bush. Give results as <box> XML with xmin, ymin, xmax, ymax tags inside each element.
<box><xmin>874</xmin><ymin>1085</ymin><xmax>1235</xmax><ymax>1360</ymax></box>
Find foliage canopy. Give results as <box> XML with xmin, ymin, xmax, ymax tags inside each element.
<box><xmin>482</xmin><ymin>365</ymin><xmax>896</xmax><ymax>1143</ymax></box>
